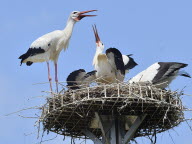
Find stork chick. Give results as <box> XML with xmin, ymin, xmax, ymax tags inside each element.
<box><xmin>92</xmin><ymin>25</ymin><xmax>135</xmax><ymax>84</ymax></box>
<box><xmin>66</xmin><ymin>69</ymin><xmax>96</xmax><ymax>90</ymax></box>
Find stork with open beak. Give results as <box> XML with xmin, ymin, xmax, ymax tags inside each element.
<box><xmin>19</xmin><ymin>10</ymin><xmax>97</xmax><ymax>93</ymax></box>
<box><xmin>92</xmin><ymin>25</ymin><xmax>125</xmax><ymax>83</ymax></box>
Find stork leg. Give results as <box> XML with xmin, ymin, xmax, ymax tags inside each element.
<box><xmin>54</xmin><ymin>63</ymin><xmax>59</xmax><ymax>93</ymax></box>
<box><xmin>47</xmin><ymin>61</ymin><xmax>53</xmax><ymax>92</ymax></box>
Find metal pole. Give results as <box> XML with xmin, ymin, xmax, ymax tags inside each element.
<box><xmin>82</xmin><ymin>129</ymin><xmax>102</xmax><ymax>144</ymax></box>
<box><xmin>123</xmin><ymin>114</ymin><xmax>147</xmax><ymax>144</ymax></box>
<box><xmin>83</xmin><ymin>114</ymin><xmax>146</xmax><ymax>144</ymax></box>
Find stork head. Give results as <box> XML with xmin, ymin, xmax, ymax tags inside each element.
<box><xmin>92</xmin><ymin>25</ymin><xmax>104</xmax><ymax>51</ymax></box>
<box><xmin>71</xmin><ymin>10</ymin><xmax>97</xmax><ymax>22</ymax></box>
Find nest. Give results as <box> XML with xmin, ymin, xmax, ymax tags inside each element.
<box><xmin>40</xmin><ymin>82</ymin><xmax>184</xmax><ymax>139</ymax></box>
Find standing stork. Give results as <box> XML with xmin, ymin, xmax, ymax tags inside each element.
<box><xmin>19</xmin><ymin>10</ymin><xmax>97</xmax><ymax>92</ymax></box>
<box><xmin>92</xmin><ymin>25</ymin><xmax>125</xmax><ymax>83</ymax></box>
<box><xmin>129</xmin><ymin>62</ymin><xmax>191</xmax><ymax>89</ymax></box>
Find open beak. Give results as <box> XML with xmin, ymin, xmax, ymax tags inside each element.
<box><xmin>92</xmin><ymin>24</ymin><xmax>100</xmax><ymax>43</ymax></box>
<box><xmin>76</xmin><ymin>10</ymin><xmax>97</xmax><ymax>21</ymax></box>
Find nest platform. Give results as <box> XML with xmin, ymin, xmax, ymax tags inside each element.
<box><xmin>40</xmin><ymin>82</ymin><xmax>184</xmax><ymax>140</ymax></box>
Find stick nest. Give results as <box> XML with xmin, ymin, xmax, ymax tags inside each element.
<box><xmin>40</xmin><ymin>82</ymin><xmax>184</xmax><ymax>139</ymax></box>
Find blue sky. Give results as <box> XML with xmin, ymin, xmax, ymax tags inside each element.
<box><xmin>1</xmin><ymin>0</ymin><xmax>192</xmax><ymax>143</ymax></box>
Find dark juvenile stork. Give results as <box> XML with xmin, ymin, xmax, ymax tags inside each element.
<box><xmin>66</xmin><ymin>69</ymin><xmax>97</xmax><ymax>90</ymax></box>
<box><xmin>129</xmin><ymin>62</ymin><xmax>191</xmax><ymax>89</ymax></box>
<box><xmin>19</xmin><ymin>10</ymin><xmax>97</xmax><ymax>92</ymax></box>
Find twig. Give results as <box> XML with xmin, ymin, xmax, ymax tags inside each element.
<box><xmin>168</xmin><ymin>131</ymin><xmax>176</xmax><ymax>144</ymax></box>
<box><xmin>18</xmin><ymin>114</ymin><xmax>38</xmax><ymax>119</ymax></box>
<box><xmin>186</xmin><ymin>120</ymin><xmax>192</xmax><ymax>132</ymax></box>
<box><xmin>38</xmin><ymin>134</ymin><xmax>58</xmax><ymax>144</ymax></box>
<box><xmin>3</xmin><ymin>106</ymin><xmax>39</xmax><ymax>117</ymax></box>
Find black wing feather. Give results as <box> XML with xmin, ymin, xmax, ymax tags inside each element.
<box><xmin>106</xmin><ymin>48</ymin><xmax>125</xmax><ymax>75</ymax></box>
<box><xmin>152</xmin><ymin>62</ymin><xmax>188</xmax><ymax>83</ymax></box>
<box><xmin>124</xmin><ymin>55</ymin><xmax>138</xmax><ymax>70</ymax></box>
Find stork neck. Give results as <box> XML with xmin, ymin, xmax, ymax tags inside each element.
<box><xmin>63</xmin><ymin>18</ymin><xmax>76</xmax><ymax>37</ymax></box>
<box><xmin>93</xmin><ymin>47</ymin><xmax>103</xmax><ymax>65</ymax></box>
<box><xmin>96</xmin><ymin>47</ymin><xmax>103</xmax><ymax>54</ymax></box>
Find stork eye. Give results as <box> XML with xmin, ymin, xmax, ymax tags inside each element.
<box><xmin>73</xmin><ymin>12</ymin><xmax>78</xmax><ymax>14</ymax></box>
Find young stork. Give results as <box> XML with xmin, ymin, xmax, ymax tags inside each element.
<box><xmin>92</xmin><ymin>25</ymin><xmax>137</xmax><ymax>74</ymax></box>
<box><xmin>129</xmin><ymin>62</ymin><xmax>191</xmax><ymax>89</ymax></box>
<box><xmin>19</xmin><ymin>10</ymin><xmax>97</xmax><ymax>92</ymax></box>
<box><xmin>92</xmin><ymin>25</ymin><xmax>125</xmax><ymax>83</ymax></box>
<box><xmin>66</xmin><ymin>69</ymin><xmax>97</xmax><ymax>90</ymax></box>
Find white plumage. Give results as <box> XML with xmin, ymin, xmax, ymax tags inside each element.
<box><xmin>122</xmin><ymin>55</ymin><xmax>129</xmax><ymax>67</ymax></box>
<box><xmin>92</xmin><ymin>25</ymin><xmax>125</xmax><ymax>84</ymax></box>
<box><xmin>94</xmin><ymin>53</ymin><xmax>117</xmax><ymax>84</ymax></box>
<box><xmin>19</xmin><ymin>10</ymin><xmax>97</xmax><ymax>92</ymax></box>
<box><xmin>129</xmin><ymin>62</ymin><xmax>191</xmax><ymax>89</ymax></box>
<box><xmin>25</xmin><ymin>30</ymin><xmax>68</xmax><ymax>63</ymax></box>
<box><xmin>129</xmin><ymin>63</ymin><xmax>160</xmax><ymax>83</ymax></box>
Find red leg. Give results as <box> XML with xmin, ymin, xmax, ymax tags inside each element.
<box><xmin>47</xmin><ymin>61</ymin><xmax>53</xmax><ymax>92</ymax></box>
<box><xmin>55</xmin><ymin>62</ymin><xmax>59</xmax><ymax>93</ymax></box>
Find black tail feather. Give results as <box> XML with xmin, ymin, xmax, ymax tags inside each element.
<box><xmin>26</xmin><ymin>61</ymin><xmax>33</xmax><ymax>66</ymax></box>
<box><xmin>19</xmin><ymin>47</ymin><xmax>45</xmax><ymax>66</ymax></box>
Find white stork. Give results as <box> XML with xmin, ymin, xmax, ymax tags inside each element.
<box><xmin>66</xmin><ymin>69</ymin><xmax>97</xmax><ymax>89</ymax></box>
<box><xmin>92</xmin><ymin>25</ymin><xmax>125</xmax><ymax>84</ymax></box>
<box><xmin>19</xmin><ymin>10</ymin><xmax>97</xmax><ymax>92</ymax></box>
<box><xmin>129</xmin><ymin>62</ymin><xmax>191</xmax><ymax>89</ymax></box>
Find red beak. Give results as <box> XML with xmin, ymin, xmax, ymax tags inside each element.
<box><xmin>92</xmin><ymin>24</ymin><xmax>100</xmax><ymax>43</ymax></box>
<box><xmin>76</xmin><ymin>10</ymin><xmax>97</xmax><ymax>21</ymax></box>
